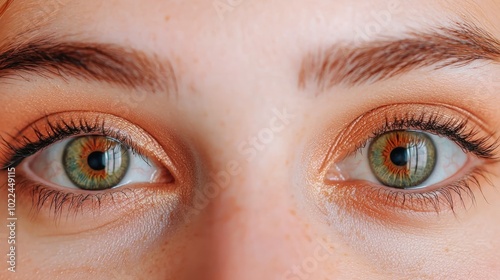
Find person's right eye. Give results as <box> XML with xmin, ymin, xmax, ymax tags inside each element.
<box><xmin>1</xmin><ymin>112</ymin><xmax>190</xmax><ymax>229</ymax></box>
<box><xmin>23</xmin><ymin>135</ymin><xmax>171</xmax><ymax>191</ymax></box>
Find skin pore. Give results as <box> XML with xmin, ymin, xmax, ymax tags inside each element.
<box><xmin>1</xmin><ymin>0</ymin><xmax>500</xmax><ymax>279</ymax></box>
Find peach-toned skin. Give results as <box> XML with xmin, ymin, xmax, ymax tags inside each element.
<box><xmin>1</xmin><ymin>0</ymin><xmax>500</xmax><ymax>279</ymax></box>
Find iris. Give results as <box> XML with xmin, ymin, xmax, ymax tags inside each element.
<box><xmin>63</xmin><ymin>136</ymin><xmax>130</xmax><ymax>190</ymax></box>
<box><xmin>368</xmin><ymin>131</ymin><xmax>436</xmax><ymax>189</ymax></box>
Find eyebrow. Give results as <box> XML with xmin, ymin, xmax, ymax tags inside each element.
<box><xmin>299</xmin><ymin>21</ymin><xmax>500</xmax><ymax>92</ymax></box>
<box><xmin>0</xmin><ymin>38</ymin><xmax>178</xmax><ymax>94</ymax></box>
<box><xmin>0</xmin><ymin>0</ymin><xmax>12</xmax><ymax>19</ymax></box>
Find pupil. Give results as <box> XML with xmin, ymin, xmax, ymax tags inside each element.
<box><xmin>390</xmin><ymin>147</ymin><xmax>408</xmax><ymax>167</ymax></box>
<box><xmin>87</xmin><ymin>151</ymin><xmax>106</xmax><ymax>171</ymax></box>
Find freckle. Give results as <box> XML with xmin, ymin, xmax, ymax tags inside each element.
<box><xmin>164</xmin><ymin>15</ymin><xmax>171</xmax><ymax>22</ymax></box>
<box><xmin>444</xmin><ymin>247</ymin><xmax>450</xmax><ymax>253</ymax></box>
<box><xmin>305</xmin><ymin>234</ymin><xmax>312</xmax><ymax>242</ymax></box>
<box><xmin>289</xmin><ymin>209</ymin><xmax>296</xmax><ymax>217</ymax></box>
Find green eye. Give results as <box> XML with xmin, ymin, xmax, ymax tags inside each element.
<box><xmin>368</xmin><ymin>131</ymin><xmax>437</xmax><ymax>189</ymax></box>
<box><xmin>63</xmin><ymin>136</ymin><xmax>130</xmax><ymax>190</ymax></box>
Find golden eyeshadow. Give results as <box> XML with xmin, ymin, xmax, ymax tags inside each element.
<box><xmin>318</xmin><ymin>103</ymin><xmax>493</xmax><ymax>172</ymax></box>
<box><xmin>305</xmin><ymin>103</ymin><xmax>499</xmax><ymax>223</ymax></box>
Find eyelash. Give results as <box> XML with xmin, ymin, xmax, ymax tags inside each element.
<box><xmin>2</xmin><ymin>112</ymin><xmax>497</xmax><ymax>218</ymax></box>
<box><xmin>372</xmin><ymin>112</ymin><xmax>497</xmax><ymax>158</ymax></box>
<box><xmin>0</xmin><ymin>117</ymin><xmax>147</xmax><ymax>218</ymax></box>
<box><xmin>345</xmin><ymin>112</ymin><xmax>498</xmax><ymax>213</ymax></box>
<box><xmin>1</xmin><ymin>117</ymin><xmax>145</xmax><ymax>169</ymax></box>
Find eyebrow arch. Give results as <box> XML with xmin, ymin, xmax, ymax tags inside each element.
<box><xmin>0</xmin><ymin>0</ymin><xmax>13</xmax><ymax>19</ymax></box>
<box><xmin>299</xmin><ymin>21</ymin><xmax>500</xmax><ymax>92</ymax></box>
<box><xmin>0</xmin><ymin>38</ymin><xmax>178</xmax><ymax>94</ymax></box>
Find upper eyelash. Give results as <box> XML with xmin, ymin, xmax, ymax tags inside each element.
<box><xmin>0</xmin><ymin>116</ymin><xmax>144</xmax><ymax>169</ymax></box>
<box><xmin>359</xmin><ymin>112</ymin><xmax>499</xmax><ymax>160</ymax></box>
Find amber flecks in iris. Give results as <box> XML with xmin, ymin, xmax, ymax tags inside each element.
<box><xmin>63</xmin><ymin>136</ymin><xmax>130</xmax><ymax>190</ymax></box>
<box><xmin>369</xmin><ymin>131</ymin><xmax>436</xmax><ymax>189</ymax></box>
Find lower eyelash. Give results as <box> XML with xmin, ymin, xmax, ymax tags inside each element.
<box><xmin>17</xmin><ymin>178</ymin><xmax>137</xmax><ymax>220</ymax></box>
<box><xmin>361</xmin><ymin>167</ymin><xmax>494</xmax><ymax>214</ymax></box>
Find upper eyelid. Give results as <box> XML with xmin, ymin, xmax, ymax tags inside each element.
<box><xmin>318</xmin><ymin>103</ymin><xmax>499</xmax><ymax>174</ymax></box>
<box><xmin>0</xmin><ymin>113</ymin><xmax>173</xmax><ymax>173</ymax></box>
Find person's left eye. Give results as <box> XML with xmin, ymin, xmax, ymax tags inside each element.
<box><xmin>22</xmin><ymin>135</ymin><xmax>169</xmax><ymax>191</ymax></box>
<box><xmin>331</xmin><ymin>130</ymin><xmax>467</xmax><ymax>190</ymax></box>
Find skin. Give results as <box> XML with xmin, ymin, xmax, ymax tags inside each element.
<box><xmin>1</xmin><ymin>0</ymin><xmax>500</xmax><ymax>279</ymax></box>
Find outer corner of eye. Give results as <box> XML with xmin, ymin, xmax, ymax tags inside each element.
<box><xmin>325</xmin><ymin>130</ymin><xmax>469</xmax><ymax>191</ymax></box>
<box><xmin>20</xmin><ymin>135</ymin><xmax>172</xmax><ymax>191</ymax></box>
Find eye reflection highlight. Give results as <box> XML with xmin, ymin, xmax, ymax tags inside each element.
<box><xmin>63</xmin><ymin>136</ymin><xmax>130</xmax><ymax>190</ymax></box>
<box><xmin>368</xmin><ymin>131</ymin><xmax>436</xmax><ymax>189</ymax></box>
<box><xmin>327</xmin><ymin>131</ymin><xmax>467</xmax><ymax>190</ymax></box>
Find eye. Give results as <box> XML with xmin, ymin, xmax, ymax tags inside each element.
<box><xmin>21</xmin><ymin>135</ymin><xmax>170</xmax><ymax>191</ymax></box>
<box><xmin>329</xmin><ymin>130</ymin><xmax>467</xmax><ymax>190</ymax></box>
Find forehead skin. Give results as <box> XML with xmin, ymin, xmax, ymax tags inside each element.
<box><xmin>1</xmin><ymin>0</ymin><xmax>500</xmax><ymax>279</ymax></box>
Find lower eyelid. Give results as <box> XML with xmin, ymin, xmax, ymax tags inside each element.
<box><xmin>319</xmin><ymin>164</ymin><xmax>490</xmax><ymax>225</ymax></box>
<box><xmin>12</xmin><ymin>176</ymin><xmax>181</xmax><ymax>232</ymax></box>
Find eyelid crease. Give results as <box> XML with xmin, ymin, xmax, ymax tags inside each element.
<box><xmin>0</xmin><ymin>112</ymin><xmax>178</xmax><ymax>181</ymax></box>
<box><xmin>319</xmin><ymin>103</ymin><xmax>500</xmax><ymax>174</ymax></box>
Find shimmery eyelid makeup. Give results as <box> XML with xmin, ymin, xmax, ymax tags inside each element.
<box><xmin>0</xmin><ymin>112</ymin><xmax>177</xmax><ymax>177</ymax></box>
<box><xmin>0</xmin><ymin>111</ymin><xmax>194</xmax><ymax>224</ymax></box>
<box><xmin>0</xmin><ymin>112</ymin><xmax>191</xmax><ymax>220</ymax></box>
<box><xmin>319</xmin><ymin>103</ymin><xmax>498</xmax><ymax>173</ymax></box>
<box><xmin>315</xmin><ymin>103</ymin><xmax>499</xmax><ymax>215</ymax></box>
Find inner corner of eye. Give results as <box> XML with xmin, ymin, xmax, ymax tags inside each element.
<box><xmin>324</xmin><ymin>161</ymin><xmax>353</xmax><ymax>183</ymax></box>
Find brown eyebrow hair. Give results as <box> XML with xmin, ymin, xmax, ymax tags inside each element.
<box><xmin>0</xmin><ymin>0</ymin><xmax>14</xmax><ymax>19</ymax></box>
<box><xmin>299</xmin><ymin>21</ymin><xmax>500</xmax><ymax>92</ymax></box>
<box><xmin>0</xmin><ymin>38</ymin><xmax>178</xmax><ymax>94</ymax></box>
